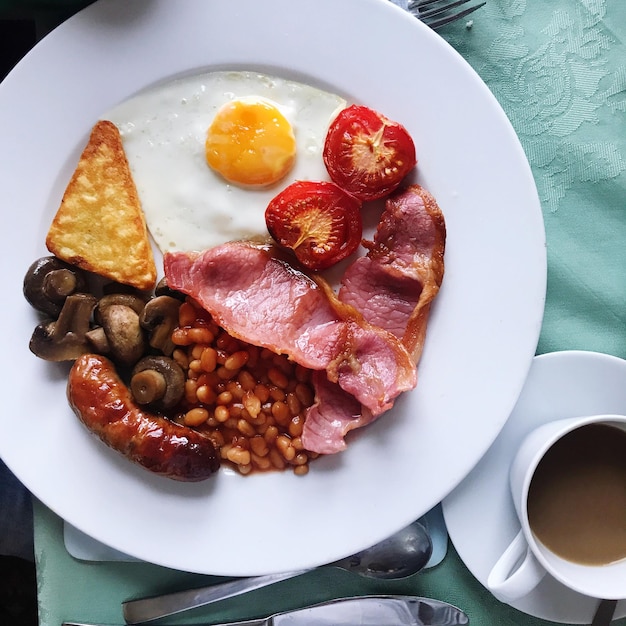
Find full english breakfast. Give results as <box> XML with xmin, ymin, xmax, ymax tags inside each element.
<box><xmin>24</xmin><ymin>70</ymin><xmax>446</xmax><ymax>481</ymax></box>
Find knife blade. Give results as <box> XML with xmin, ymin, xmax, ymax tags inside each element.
<box><xmin>267</xmin><ymin>595</ymin><xmax>469</xmax><ymax>625</ymax></box>
<box><xmin>63</xmin><ymin>594</ymin><xmax>469</xmax><ymax>626</ymax></box>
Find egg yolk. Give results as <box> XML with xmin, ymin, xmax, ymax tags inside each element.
<box><xmin>205</xmin><ymin>97</ymin><xmax>296</xmax><ymax>187</ymax></box>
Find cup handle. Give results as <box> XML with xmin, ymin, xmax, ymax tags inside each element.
<box><xmin>487</xmin><ymin>529</ymin><xmax>547</xmax><ymax>601</ymax></box>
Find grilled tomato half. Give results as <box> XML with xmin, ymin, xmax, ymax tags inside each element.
<box><xmin>323</xmin><ymin>104</ymin><xmax>416</xmax><ymax>201</ymax></box>
<box><xmin>265</xmin><ymin>180</ymin><xmax>362</xmax><ymax>271</ymax></box>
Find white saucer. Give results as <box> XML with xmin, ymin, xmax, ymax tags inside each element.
<box><xmin>442</xmin><ymin>350</ymin><xmax>626</xmax><ymax>624</ymax></box>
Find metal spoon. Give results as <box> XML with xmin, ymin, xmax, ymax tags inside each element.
<box><xmin>122</xmin><ymin>520</ymin><xmax>433</xmax><ymax>624</ymax></box>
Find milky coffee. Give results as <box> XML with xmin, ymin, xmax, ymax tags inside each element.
<box><xmin>527</xmin><ymin>423</ymin><xmax>626</xmax><ymax>566</ymax></box>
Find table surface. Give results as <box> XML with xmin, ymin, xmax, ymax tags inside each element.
<box><xmin>3</xmin><ymin>0</ymin><xmax>626</xmax><ymax>624</ymax></box>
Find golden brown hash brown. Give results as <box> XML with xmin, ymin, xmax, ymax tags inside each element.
<box><xmin>45</xmin><ymin>120</ymin><xmax>157</xmax><ymax>291</ymax></box>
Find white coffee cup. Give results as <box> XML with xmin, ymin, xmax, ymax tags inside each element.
<box><xmin>487</xmin><ymin>413</ymin><xmax>626</xmax><ymax>601</ymax></box>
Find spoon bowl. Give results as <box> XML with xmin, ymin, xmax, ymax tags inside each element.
<box><xmin>123</xmin><ymin>520</ymin><xmax>433</xmax><ymax>624</ymax></box>
<box><xmin>332</xmin><ymin>519</ymin><xmax>433</xmax><ymax>579</ymax></box>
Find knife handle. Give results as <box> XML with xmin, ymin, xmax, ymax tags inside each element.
<box><xmin>122</xmin><ymin>570</ymin><xmax>307</xmax><ymax>624</ymax></box>
<box><xmin>591</xmin><ymin>599</ymin><xmax>618</xmax><ymax>626</ymax></box>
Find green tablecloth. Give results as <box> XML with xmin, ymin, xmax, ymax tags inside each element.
<box><xmin>33</xmin><ymin>499</ymin><xmax>565</xmax><ymax>626</ymax></box>
<box><xmin>445</xmin><ymin>0</ymin><xmax>626</xmax><ymax>360</ymax></box>
<box><xmin>6</xmin><ymin>0</ymin><xmax>625</xmax><ymax>624</ymax></box>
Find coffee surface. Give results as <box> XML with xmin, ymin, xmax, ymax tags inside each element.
<box><xmin>527</xmin><ymin>423</ymin><xmax>626</xmax><ymax>565</ymax></box>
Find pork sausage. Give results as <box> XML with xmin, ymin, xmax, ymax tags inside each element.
<box><xmin>68</xmin><ymin>354</ymin><xmax>220</xmax><ymax>481</ymax></box>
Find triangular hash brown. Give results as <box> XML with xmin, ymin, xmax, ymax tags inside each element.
<box><xmin>46</xmin><ymin>120</ymin><xmax>157</xmax><ymax>291</ymax></box>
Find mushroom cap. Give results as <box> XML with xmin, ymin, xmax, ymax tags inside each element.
<box><xmin>99</xmin><ymin>303</ymin><xmax>146</xmax><ymax>367</ymax></box>
<box><xmin>131</xmin><ymin>355</ymin><xmax>185</xmax><ymax>412</ymax></box>
<box><xmin>96</xmin><ymin>293</ymin><xmax>147</xmax><ymax>320</ymax></box>
<box><xmin>139</xmin><ymin>295</ymin><xmax>182</xmax><ymax>356</ymax></box>
<box><xmin>24</xmin><ymin>256</ymin><xmax>88</xmax><ymax>317</ymax></box>
<box><xmin>155</xmin><ymin>277</ymin><xmax>186</xmax><ymax>301</ymax></box>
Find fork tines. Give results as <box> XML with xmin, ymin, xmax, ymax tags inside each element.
<box><xmin>409</xmin><ymin>0</ymin><xmax>486</xmax><ymax>28</ymax></box>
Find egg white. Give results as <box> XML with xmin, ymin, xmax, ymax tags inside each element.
<box><xmin>103</xmin><ymin>71</ymin><xmax>347</xmax><ymax>253</ymax></box>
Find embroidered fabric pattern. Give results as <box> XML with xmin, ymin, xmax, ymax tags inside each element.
<box><xmin>447</xmin><ymin>0</ymin><xmax>625</xmax><ymax>213</ymax></box>
<box><xmin>443</xmin><ymin>0</ymin><xmax>626</xmax><ymax>357</ymax></box>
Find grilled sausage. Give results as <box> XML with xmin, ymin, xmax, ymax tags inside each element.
<box><xmin>68</xmin><ymin>354</ymin><xmax>219</xmax><ymax>481</ymax></box>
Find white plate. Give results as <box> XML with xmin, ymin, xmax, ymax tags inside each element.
<box><xmin>442</xmin><ymin>351</ymin><xmax>626</xmax><ymax>623</ymax></box>
<box><xmin>62</xmin><ymin>503</ymin><xmax>448</xmax><ymax>567</ymax></box>
<box><xmin>0</xmin><ymin>0</ymin><xmax>546</xmax><ymax>576</ymax></box>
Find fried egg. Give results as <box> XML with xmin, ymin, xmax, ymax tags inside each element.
<box><xmin>104</xmin><ymin>71</ymin><xmax>347</xmax><ymax>254</ymax></box>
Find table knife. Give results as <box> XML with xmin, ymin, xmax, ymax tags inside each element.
<box><xmin>63</xmin><ymin>594</ymin><xmax>469</xmax><ymax>626</ymax></box>
<box><xmin>591</xmin><ymin>599</ymin><xmax>617</xmax><ymax>626</ymax></box>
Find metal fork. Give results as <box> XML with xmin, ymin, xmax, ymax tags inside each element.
<box><xmin>390</xmin><ymin>0</ymin><xmax>486</xmax><ymax>29</ymax></box>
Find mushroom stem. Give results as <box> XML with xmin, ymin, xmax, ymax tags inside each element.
<box><xmin>52</xmin><ymin>293</ymin><xmax>96</xmax><ymax>337</ymax></box>
<box><xmin>131</xmin><ymin>370</ymin><xmax>167</xmax><ymax>405</ymax></box>
<box><xmin>85</xmin><ymin>327</ymin><xmax>110</xmax><ymax>354</ymax></box>
<box><xmin>28</xmin><ymin>293</ymin><xmax>97</xmax><ymax>361</ymax></box>
<box><xmin>43</xmin><ymin>269</ymin><xmax>78</xmax><ymax>301</ymax></box>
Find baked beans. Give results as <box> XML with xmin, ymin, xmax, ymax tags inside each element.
<box><xmin>172</xmin><ymin>298</ymin><xmax>318</xmax><ymax>475</ymax></box>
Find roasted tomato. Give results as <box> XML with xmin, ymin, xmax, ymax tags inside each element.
<box><xmin>265</xmin><ymin>180</ymin><xmax>362</xmax><ymax>271</ymax></box>
<box><xmin>323</xmin><ymin>104</ymin><xmax>417</xmax><ymax>201</ymax></box>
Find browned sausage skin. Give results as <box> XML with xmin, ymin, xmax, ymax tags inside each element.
<box><xmin>68</xmin><ymin>354</ymin><xmax>219</xmax><ymax>481</ymax></box>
